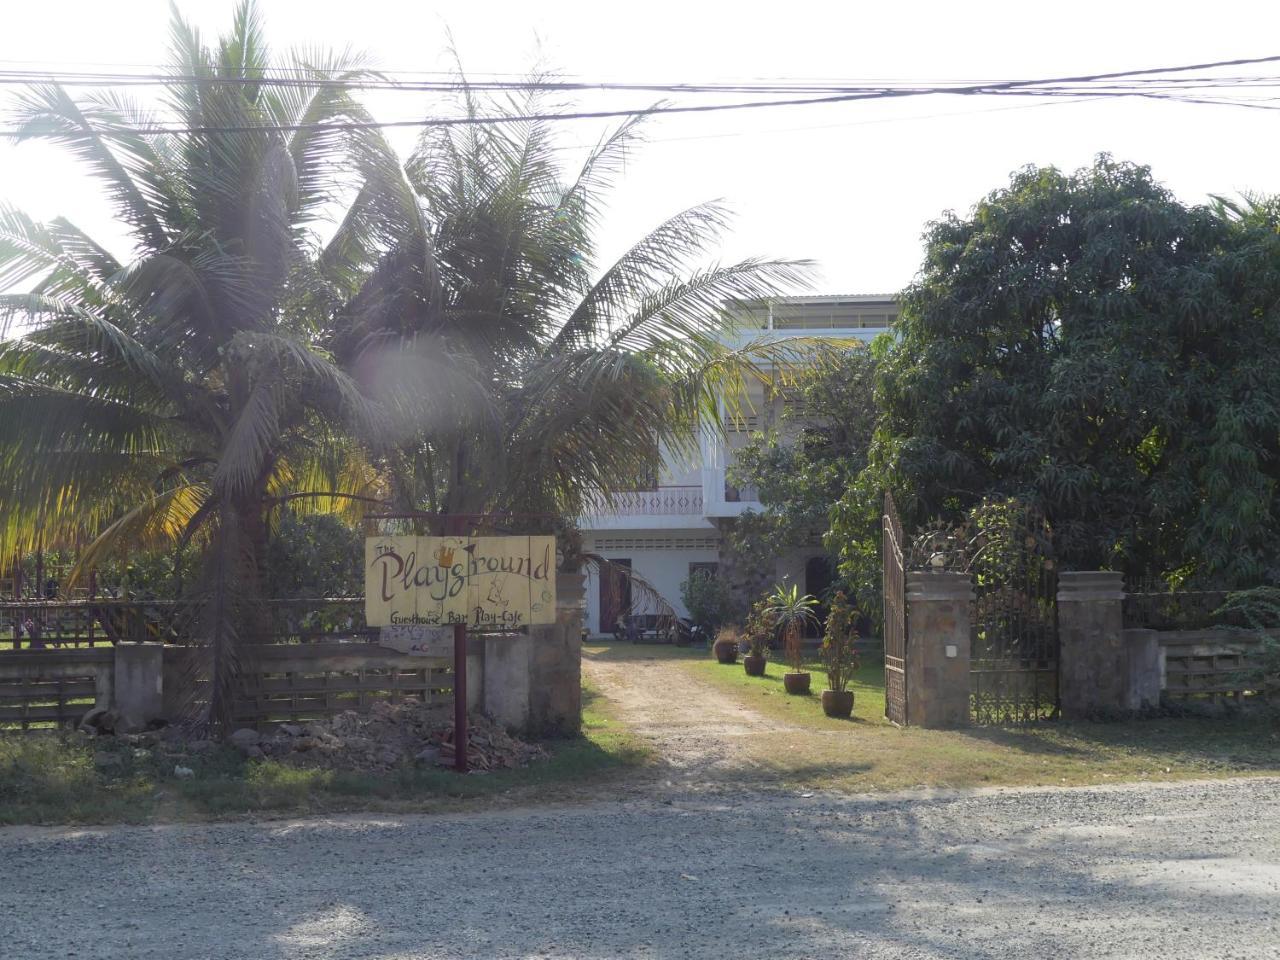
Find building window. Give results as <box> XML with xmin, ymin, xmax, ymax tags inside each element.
<box><xmin>689</xmin><ymin>562</ymin><xmax>719</xmax><ymax>578</ymax></box>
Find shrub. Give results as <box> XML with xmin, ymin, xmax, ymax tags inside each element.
<box><xmin>742</xmin><ymin>599</ymin><xmax>777</xmax><ymax>659</ymax></box>
<box><xmin>821</xmin><ymin>591</ymin><xmax>860</xmax><ymax>693</ymax></box>
<box><xmin>680</xmin><ymin>570</ymin><xmax>736</xmax><ymax>635</ymax></box>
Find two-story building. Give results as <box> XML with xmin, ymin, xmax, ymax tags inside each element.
<box><xmin>580</xmin><ymin>294</ymin><xmax>899</xmax><ymax>636</ymax></box>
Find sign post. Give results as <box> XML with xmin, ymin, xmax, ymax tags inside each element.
<box><xmin>362</xmin><ymin>519</ymin><xmax>558</xmax><ymax>774</ymax></box>
<box><xmin>444</xmin><ymin>515</ymin><xmax>469</xmax><ymax>773</ymax></box>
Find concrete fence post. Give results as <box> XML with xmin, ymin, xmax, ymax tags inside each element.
<box><xmin>905</xmin><ymin>571</ymin><xmax>973</xmax><ymax>728</ymax></box>
<box><xmin>112</xmin><ymin>642</ymin><xmax>164</xmax><ymax>732</ymax></box>
<box><xmin>1122</xmin><ymin>628</ymin><xmax>1162</xmax><ymax>712</ymax></box>
<box><xmin>1057</xmin><ymin>571</ymin><xmax>1126</xmax><ymax>718</ymax></box>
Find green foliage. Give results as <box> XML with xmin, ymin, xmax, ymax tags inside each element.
<box><xmin>0</xmin><ymin>3</ymin><xmax>386</xmax><ymax>727</ymax></box>
<box><xmin>764</xmin><ymin>582</ymin><xmax>819</xmax><ymax>671</ymax></box>
<box><xmin>678</xmin><ymin>569</ymin><xmax>737</xmax><ymax>635</ymax></box>
<box><xmin>264</xmin><ymin>514</ymin><xmax>363</xmax><ymax>598</ymax></box>
<box><xmin>820</xmin><ymin>590</ymin><xmax>860</xmax><ymax>693</ymax></box>
<box><xmin>330</xmin><ymin>86</ymin><xmax>810</xmax><ymax>520</ymax></box>
<box><xmin>862</xmin><ymin>155</ymin><xmax>1280</xmax><ymax>586</ymax></box>
<box><xmin>728</xmin><ymin>346</ymin><xmax>879</xmax><ymax>603</ymax></box>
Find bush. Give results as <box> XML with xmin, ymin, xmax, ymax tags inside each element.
<box><xmin>680</xmin><ymin>570</ymin><xmax>736</xmax><ymax>634</ymax></box>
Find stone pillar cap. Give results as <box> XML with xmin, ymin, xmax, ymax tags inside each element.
<box><xmin>1057</xmin><ymin>570</ymin><xmax>1124</xmax><ymax>601</ymax></box>
<box><xmin>906</xmin><ymin>570</ymin><xmax>974</xmax><ymax>600</ymax></box>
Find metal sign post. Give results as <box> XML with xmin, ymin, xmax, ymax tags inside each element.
<box><xmin>443</xmin><ymin>514</ymin><xmax>469</xmax><ymax>773</ymax></box>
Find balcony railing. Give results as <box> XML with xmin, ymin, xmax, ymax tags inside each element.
<box><xmin>588</xmin><ymin>485</ymin><xmax>704</xmax><ymax>517</ymax></box>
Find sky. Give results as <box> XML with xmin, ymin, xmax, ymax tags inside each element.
<box><xmin>2</xmin><ymin>0</ymin><xmax>1280</xmax><ymax>296</ymax></box>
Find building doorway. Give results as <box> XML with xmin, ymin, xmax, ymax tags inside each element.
<box><xmin>600</xmin><ymin>559</ymin><xmax>632</xmax><ymax>634</ymax></box>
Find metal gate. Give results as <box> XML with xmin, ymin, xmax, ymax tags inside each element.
<box><xmin>966</xmin><ymin>502</ymin><xmax>1059</xmax><ymax>724</ymax></box>
<box><xmin>882</xmin><ymin>493</ymin><xmax>908</xmax><ymax>725</ymax></box>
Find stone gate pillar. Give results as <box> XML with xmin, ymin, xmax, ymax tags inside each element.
<box><xmin>905</xmin><ymin>571</ymin><xmax>972</xmax><ymax>728</ymax></box>
<box><xmin>526</xmin><ymin>572</ymin><xmax>585</xmax><ymax>737</ymax></box>
<box><xmin>1057</xmin><ymin>571</ymin><xmax>1126</xmax><ymax>718</ymax></box>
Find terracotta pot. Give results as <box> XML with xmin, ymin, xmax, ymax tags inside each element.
<box><xmin>743</xmin><ymin>654</ymin><xmax>766</xmax><ymax>676</ymax></box>
<box><xmin>821</xmin><ymin>689</ymin><xmax>855</xmax><ymax>718</ymax></box>
<box><xmin>713</xmin><ymin>639</ymin><xmax>738</xmax><ymax>664</ymax></box>
<box><xmin>783</xmin><ymin>672</ymin><xmax>811</xmax><ymax>695</ymax></box>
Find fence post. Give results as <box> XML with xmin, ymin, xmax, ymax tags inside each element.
<box><xmin>905</xmin><ymin>571</ymin><xmax>972</xmax><ymax>728</ymax></box>
<box><xmin>1057</xmin><ymin>571</ymin><xmax>1126</xmax><ymax>718</ymax></box>
<box><xmin>112</xmin><ymin>642</ymin><xmax>164</xmax><ymax>732</ymax></box>
<box><xmin>1122</xmin><ymin>628</ymin><xmax>1162</xmax><ymax>711</ymax></box>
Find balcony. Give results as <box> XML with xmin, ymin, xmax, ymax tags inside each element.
<box><xmin>590</xmin><ymin>485</ymin><xmax>704</xmax><ymax>517</ymax></box>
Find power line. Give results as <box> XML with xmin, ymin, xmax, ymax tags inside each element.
<box><xmin>2</xmin><ymin>54</ymin><xmax>1279</xmax><ymax>138</ymax></box>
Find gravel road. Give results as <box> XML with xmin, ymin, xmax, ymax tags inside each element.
<box><xmin>4</xmin><ymin>776</ymin><xmax>1279</xmax><ymax>959</ymax></box>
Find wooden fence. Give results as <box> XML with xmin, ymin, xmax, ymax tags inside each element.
<box><xmin>1</xmin><ymin>642</ymin><xmax>455</xmax><ymax>732</ymax></box>
<box><xmin>0</xmin><ymin>648</ymin><xmax>113</xmax><ymax>730</ymax></box>
<box><xmin>219</xmin><ymin>644</ymin><xmax>452</xmax><ymax>728</ymax></box>
<box><xmin>1157</xmin><ymin>629</ymin><xmax>1269</xmax><ymax>706</ymax></box>
<box><xmin>1</xmin><ymin>598</ymin><xmax>373</xmax><ymax>650</ymax></box>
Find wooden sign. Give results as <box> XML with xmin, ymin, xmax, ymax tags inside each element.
<box><xmin>365</xmin><ymin>535</ymin><xmax>557</xmax><ymax>629</ymax></box>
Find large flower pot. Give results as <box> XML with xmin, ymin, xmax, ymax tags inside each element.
<box><xmin>743</xmin><ymin>654</ymin><xmax>766</xmax><ymax>677</ymax></box>
<box><xmin>783</xmin><ymin>671</ymin><xmax>811</xmax><ymax>695</ymax></box>
<box><xmin>713</xmin><ymin>639</ymin><xmax>738</xmax><ymax>664</ymax></box>
<box><xmin>821</xmin><ymin>689</ymin><xmax>855</xmax><ymax>718</ymax></box>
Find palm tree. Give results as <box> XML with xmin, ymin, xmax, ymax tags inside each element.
<box><xmin>0</xmin><ymin>2</ymin><xmax>384</xmax><ymax>728</ymax></box>
<box><xmin>322</xmin><ymin>84</ymin><xmax>814</xmax><ymax>523</ymax></box>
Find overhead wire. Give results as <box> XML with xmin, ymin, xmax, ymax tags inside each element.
<box><xmin>0</xmin><ymin>53</ymin><xmax>1277</xmax><ymax>137</ymax></box>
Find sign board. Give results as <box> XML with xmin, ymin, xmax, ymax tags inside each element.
<box><xmin>365</xmin><ymin>535</ymin><xmax>557</xmax><ymax>629</ymax></box>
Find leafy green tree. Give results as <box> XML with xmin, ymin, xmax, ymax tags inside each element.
<box><xmin>727</xmin><ymin>345</ymin><xmax>879</xmax><ymax>604</ymax></box>
<box><xmin>264</xmin><ymin>514</ymin><xmax>363</xmax><ymax>599</ymax></box>
<box><xmin>322</xmin><ymin>89</ymin><xmax>811</xmax><ymax>519</ymax></box>
<box><xmin>859</xmin><ymin>156</ymin><xmax>1280</xmax><ymax>586</ymax></box>
<box><xmin>0</xmin><ymin>3</ymin><xmax>384</xmax><ymax>727</ymax></box>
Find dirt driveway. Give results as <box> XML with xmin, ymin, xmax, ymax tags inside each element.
<box><xmin>583</xmin><ymin>649</ymin><xmax>804</xmax><ymax>784</ymax></box>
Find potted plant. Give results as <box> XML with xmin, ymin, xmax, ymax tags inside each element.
<box><xmin>820</xmin><ymin>590</ymin><xmax>860</xmax><ymax>717</ymax></box>
<box><xmin>741</xmin><ymin>599</ymin><xmax>775</xmax><ymax>677</ymax></box>
<box><xmin>765</xmin><ymin>583</ymin><xmax>820</xmax><ymax>695</ymax></box>
<box><xmin>712</xmin><ymin>625</ymin><xmax>740</xmax><ymax>664</ymax></box>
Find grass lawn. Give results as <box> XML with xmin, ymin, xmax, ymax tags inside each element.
<box><xmin>0</xmin><ymin>679</ymin><xmax>650</xmax><ymax>826</ymax></box>
<box><xmin>592</xmin><ymin>641</ymin><xmax>1280</xmax><ymax>793</ymax></box>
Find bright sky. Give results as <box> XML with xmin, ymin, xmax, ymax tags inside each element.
<box><xmin>3</xmin><ymin>0</ymin><xmax>1280</xmax><ymax>295</ymax></box>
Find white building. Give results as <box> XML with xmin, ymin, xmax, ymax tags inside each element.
<box><xmin>580</xmin><ymin>294</ymin><xmax>899</xmax><ymax>636</ymax></box>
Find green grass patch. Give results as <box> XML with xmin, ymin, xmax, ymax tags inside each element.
<box><xmin>0</xmin><ymin>678</ymin><xmax>649</xmax><ymax>825</ymax></box>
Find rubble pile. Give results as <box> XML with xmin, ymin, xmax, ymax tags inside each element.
<box><xmin>231</xmin><ymin>699</ymin><xmax>547</xmax><ymax>773</ymax></box>
<box><xmin>434</xmin><ymin>717</ymin><xmax>549</xmax><ymax>772</ymax></box>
